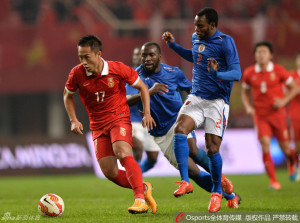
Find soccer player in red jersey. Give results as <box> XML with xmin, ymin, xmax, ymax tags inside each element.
<box><xmin>63</xmin><ymin>35</ymin><xmax>157</xmax><ymax>214</ymax></box>
<box><xmin>288</xmin><ymin>52</ymin><xmax>300</xmax><ymax>181</ymax></box>
<box><xmin>241</xmin><ymin>41</ymin><xmax>299</xmax><ymax>189</ymax></box>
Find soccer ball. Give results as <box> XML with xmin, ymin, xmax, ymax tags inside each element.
<box><xmin>38</xmin><ymin>194</ymin><xmax>64</xmax><ymax>217</ymax></box>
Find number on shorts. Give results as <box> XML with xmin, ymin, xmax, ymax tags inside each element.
<box><xmin>216</xmin><ymin>119</ymin><xmax>221</xmax><ymax>129</ymax></box>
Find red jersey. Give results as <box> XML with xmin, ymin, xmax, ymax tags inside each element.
<box><xmin>288</xmin><ymin>70</ymin><xmax>300</xmax><ymax>120</ymax></box>
<box><xmin>65</xmin><ymin>59</ymin><xmax>139</xmax><ymax>130</ymax></box>
<box><xmin>242</xmin><ymin>62</ymin><xmax>292</xmax><ymax>117</ymax></box>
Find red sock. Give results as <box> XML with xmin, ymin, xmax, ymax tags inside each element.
<box><xmin>111</xmin><ymin>170</ymin><xmax>131</xmax><ymax>189</ymax></box>
<box><xmin>111</xmin><ymin>168</ymin><xmax>146</xmax><ymax>191</ymax></box>
<box><xmin>120</xmin><ymin>156</ymin><xmax>145</xmax><ymax>199</ymax></box>
<box><xmin>263</xmin><ymin>152</ymin><xmax>277</xmax><ymax>183</ymax></box>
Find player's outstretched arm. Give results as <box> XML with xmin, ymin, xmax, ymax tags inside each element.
<box><xmin>162</xmin><ymin>31</ymin><xmax>193</xmax><ymax>62</ymax></box>
<box><xmin>132</xmin><ymin>79</ymin><xmax>156</xmax><ymax>130</ymax></box>
<box><xmin>63</xmin><ymin>88</ymin><xmax>83</xmax><ymax>135</ymax></box>
<box><xmin>208</xmin><ymin>58</ymin><xmax>241</xmax><ymax>81</ymax></box>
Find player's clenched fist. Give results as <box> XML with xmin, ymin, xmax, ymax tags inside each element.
<box><xmin>207</xmin><ymin>58</ymin><xmax>219</xmax><ymax>72</ymax></box>
<box><xmin>162</xmin><ymin>32</ymin><xmax>175</xmax><ymax>44</ymax></box>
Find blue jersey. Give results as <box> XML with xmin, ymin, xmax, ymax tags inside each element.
<box><xmin>190</xmin><ymin>29</ymin><xmax>240</xmax><ymax>104</ymax></box>
<box><xmin>125</xmin><ymin>84</ymin><xmax>143</xmax><ymax>122</ymax></box>
<box><xmin>136</xmin><ymin>64</ymin><xmax>192</xmax><ymax>137</ymax></box>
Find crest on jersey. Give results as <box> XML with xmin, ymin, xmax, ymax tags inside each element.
<box><xmin>120</xmin><ymin>127</ymin><xmax>126</xmax><ymax>136</ymax></box>
<box><xmin>198</xmin><ymin>44</ymin><xmax>205</xmax><ymax>52</ymax></box>
<box><xmin>270</xmin><ymin>72</ymin><xmax>276</xmax><ymax>81</ymax></box>
<box><xmin>108</xmin><ymin>78</ymin><xmax>115</xmax><ymax>87</ymax></box>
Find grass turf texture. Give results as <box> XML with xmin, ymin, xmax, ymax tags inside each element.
<box><xmin>0</xmin><ymin>170</ymin><xmax>299</xmax><ymax>223</ymax></box>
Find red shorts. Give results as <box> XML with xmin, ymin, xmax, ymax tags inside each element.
<box><xmin>92</xmin><ymin>119</ymin><xmax>133</xmax><ymax>160</ymax></box>
<box><xmin>290</xmin><ymin>119</ymin><xmax>300</xmax><ymax>142</ymax></box>
<box><xmin>254</xmin><ymin>115</ymin><xmax>289</xmax><ymax>142</ymax></box>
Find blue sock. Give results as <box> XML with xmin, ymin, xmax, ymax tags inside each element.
<box><xmin>191</xmin><ymin>171</ymin><xmax>236</xmax><ymax>200</ymax></box>
<box><xmin>191</xmin><ymin>171</ymin><xmax>212</xmax><ymax>192</ymax></box>
<box><xmin>174</xmin><ymin>134</ymin><xmax>190</xmax><ymax>182</ymax></box>
<box><xmin>192</xmin><ymin>148</ymin><xmax>210</xmax><ymax>172</ymax></box>
<box><xmin>208</xmin><ymin>152</ymin><xmax>222</xmax><ymax>194</ymax></box>
<box><xmin>223</xmin><ymin>192</ymin><xmax>235</xmax><ymax>200</ymax></box>
<box><xmin>139</xmin><ymin>158</ymin><xmax>155</xmax><ymax>173</ymax></box>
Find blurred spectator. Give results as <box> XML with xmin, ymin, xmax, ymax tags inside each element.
<box><xmin>107</xmin><ymin>0</ymin><xmax>132</xmax><ymax>20</ymax></box>
<box><xmin>52</xmin><ymin>0</ymin><xmax>82</xmax><ymax>22</ymax></box>
<box><xmin>12</xmin><ymin>0</ymin><xmax>40</xmax><ymax>24</ymax></box>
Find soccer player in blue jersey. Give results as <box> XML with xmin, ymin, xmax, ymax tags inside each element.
<box><xmin>127</xmin><ymin>42</ymin><xmax>241</xmax><ymax>211</ymax></box>
<box><xmin>126</xmin><ymin>47</ymin><xmax>160</xmax><ymax>173</ymax></box>
<box><xmin>162</xmin><ymin>7</ymin><xmax>242</xmax><ymax>212</ymax></box>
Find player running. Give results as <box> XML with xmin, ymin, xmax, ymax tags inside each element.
<box><xmin>63</xmin><ymin>35</ymin><xmax>157</xmax><ymax>214</ymax></box>
<box><xmin>241</xmin><ymin>41</ymin><xmax>298</xmax><ymax>189</ymax></box>
<box><xmin>162</xmin><ymin>7</ymin><xmax>242</xmax><ymax>212</ymax></box>
<box><xmin>127</xmin><ymin>42</ymin><xmax>241</xmax><ymax>211</ymax></box>
<box><xmin>126</xmin><ymin>47</ymin><xmax>160</xmax><ymax>173</ymax></box>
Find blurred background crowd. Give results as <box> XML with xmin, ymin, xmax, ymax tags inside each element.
<box><xmin>0</xmin><ymin>0</ymin><xmax>299</xmax><ymax>139</ymax></box>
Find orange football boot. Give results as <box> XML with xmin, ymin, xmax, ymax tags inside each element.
<box><xmin>144</xmin><ymin>182</ymin><xmax>157</xmax><ymax>214</ymax></box>
<box><xmin>221</xmin><ymin>174</ymin><xmax>234</xmax><ymax>194</ymax></box>
<box><xmin>208</xmin><ymin>193</ymin><xmax>222</xmax><ymax>213</ymax></box>
<box><xmin>173</xmin><ymin>180</ymin><xmax>193</xmax><ymax>197</ymax></box>
<box><xmin>128</xmin><ymin>199</ymin><xmax>148</xmax><ymax>214</ymax></box>
<box><xmin>227</xmin><ymin>193</ymin><xmax>241</xmax><ymax>209</ymax></box>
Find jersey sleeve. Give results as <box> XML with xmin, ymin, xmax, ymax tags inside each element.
<box><xmin>119</xmin><ymin>63</ymin><xmax>139</xmax><ymax>86</ymax></box>
<box><xmin>222</xmin><ymin>37</ymin><xmax>240</xmax><ymax>67</ymax></box>
<box><xmin>176</xmin><ymin>69</ymin><xmax>192</xmax><ymax>91</ymax></box>
<box><xmin>65</xmin><ymin>68</ymin><xmax>78</xmax><ymax>94</ymax></box>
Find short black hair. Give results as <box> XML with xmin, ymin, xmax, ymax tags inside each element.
<box><xmin>142</xmin><ymin>42</ymin><xmax>161</xmax><ymax>54</ymax></box>
<box><xmin>78</xmin><ymin>35</ymin><xmax>102</xmax><ymax>52</ymax></box>
<box><xmin>254</xmin><ymin>41</ymin><xmax>273</xmax><ymax>54</ymax></box>
<box><xmin>197</xmin><ymin>7</ymin><xmax>218</xmax><ymax>27</ymax></box>
<box><xmin>296</xmin><ymin>51</ymin><xmax>300</xmax><ymax>57</ymax></box>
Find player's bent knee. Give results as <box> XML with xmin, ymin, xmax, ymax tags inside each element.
<box><xmin>114</xmin><ymin>151</ymin><xmax>132</xmax><ymax>160</ymax></box>
<box><xmin>206</xmin><ymin>146</ymin><xmax>219</xmax><ymax>155</ymax></box>
<box><xmin>101</xmin><ymin>168</ymin><xmax>118</xmax><ymax>180</ymax></box>
<box><xmin>174</xmin><ymin>124</ymin><xmax>189</xmax><ymax>135</ymax></box>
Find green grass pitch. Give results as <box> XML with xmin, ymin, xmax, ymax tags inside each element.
<box><xmin>0</xmin><ymin>170</ymin><xmax>299</xmax><ymax>223</ymax></box>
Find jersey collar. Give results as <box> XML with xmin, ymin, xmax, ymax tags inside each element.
<box><xmin>254</xmin><ymin>62</ymin><xmax>274</xmax><ymax>73</ymax></box>
<box><xmin>86</xmin><ymin>58</ymin><xmax>109</xmax><ymax>76</ymax></box>
<box><xmin>205</xmin><ymin>29</ymin><xmax>221</xmax><ymax>41</ymax></box>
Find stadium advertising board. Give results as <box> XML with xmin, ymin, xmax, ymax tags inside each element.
<box><xmin>0</xmin><ymin>136</ymin><xmax>93</xmax><ymax>175</ymax></box>
<box><xmin>0</xmin><ymin>129</ymin><xmax>267</xmax><ymax>176</ymax></box>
